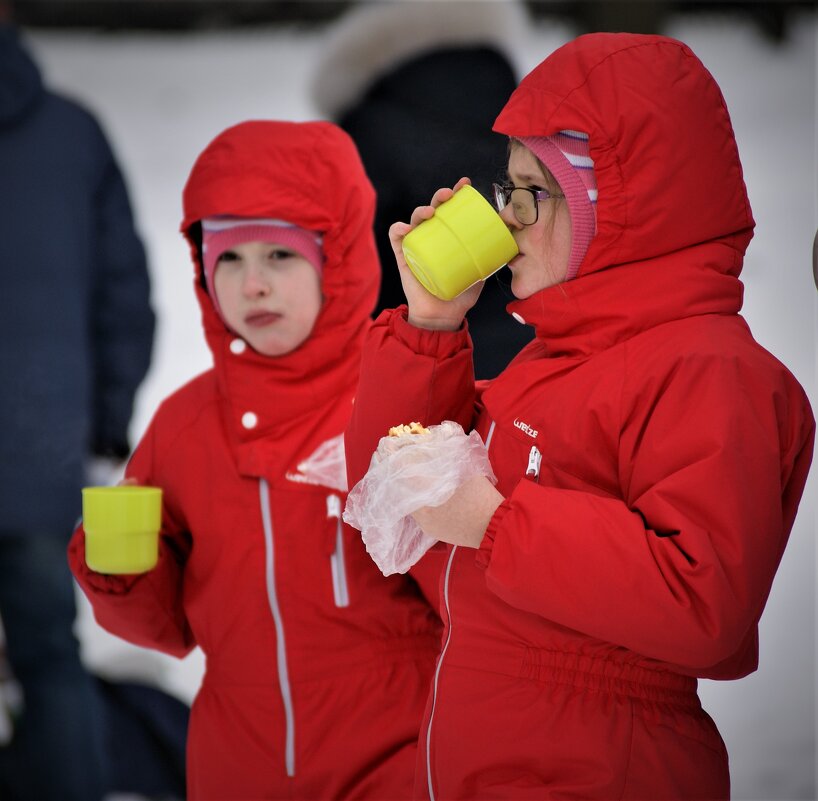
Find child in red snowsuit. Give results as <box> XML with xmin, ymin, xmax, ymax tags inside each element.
<box><xmin>69</xmin><ymin>120</ymin><xmax>441</xmax><ymax>800</ymax></box>
<box><xmin>345</xmin><ymin>34</ymin><xmax>815</xmax><ymax>800</ymax></box>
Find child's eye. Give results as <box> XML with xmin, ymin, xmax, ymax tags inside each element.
<box><xmin>268</xmin><ymin>248</ymin><xmax>295</xmax><ymax>260</ymax></box>
<box><xmin>216</xmin><ymin>250</ymin><xmax>239</xmax><ymax>263</ymax></box>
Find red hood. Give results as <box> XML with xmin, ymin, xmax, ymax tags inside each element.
<box><xmin>180</xmin><ymin>120</ymin><xmax>379</xmax><ymax>475</ymax></box>
<box><xmin>493</xmin><ymin>34</ymin><xmax>755</xmax><ymax>356</ymax></box>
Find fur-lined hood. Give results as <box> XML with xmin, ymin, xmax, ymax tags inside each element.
<box><xmin>310</xmin><ymin>0</ymin><xmax>529</xmax><ymax>119</ymax></box>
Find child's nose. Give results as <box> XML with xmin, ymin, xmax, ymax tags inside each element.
<box><xmin>499</xmin><ymin>204</ymin><xmax>522</xmax><ymax>230</ymax></box>
<box><xmin>242</xmin><ymin>263</ymin><xmax>270</xmax><ymax>296</ymax></box>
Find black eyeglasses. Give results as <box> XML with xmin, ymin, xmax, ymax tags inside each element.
<box><xmin>492</xmin><ymin>182</ymin><xmax>565</xmax><ymax>226</ymax></box>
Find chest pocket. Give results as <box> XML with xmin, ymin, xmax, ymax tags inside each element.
<box><xmin>482</xmin><ymin>419</ymin><xmax>545</xmax><ymax>497</ymax></box>
<box><xmin>489</xmin><ymin>413</ymin><xmax>621</xmax><ymax>501</ymax></box>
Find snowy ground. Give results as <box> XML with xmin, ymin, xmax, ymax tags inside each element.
<box><xmin>23</xmin><ymin>8</ymin><xmax>817</xmax><ymax>800</ymax></box>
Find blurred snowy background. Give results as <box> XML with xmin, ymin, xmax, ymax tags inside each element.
<box><xmin>16</xmin><ymin>2</ymin><xmax>816</xmax><ymax>799</ymax></box>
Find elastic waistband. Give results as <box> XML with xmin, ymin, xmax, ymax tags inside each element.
<box><xmin>449</xmin><ymin>645</ymin><xmax>699</xmax><ymax>709</ymax></box>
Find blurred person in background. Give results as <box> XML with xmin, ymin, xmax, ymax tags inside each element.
<box><xmin>311</xmin><ymin>0</ymin><xmax>534</xmax><ymax>379</ymax></box>
<box><xmin>0</xmin><ymin>18</ymin><xmax>154</xmax><ymax>801</ymax></box>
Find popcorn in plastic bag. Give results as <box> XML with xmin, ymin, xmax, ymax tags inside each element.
<box><xmin>343</xmin><ymin>421</ymin><xmax>496</xmax><ymax>575</ymax></box>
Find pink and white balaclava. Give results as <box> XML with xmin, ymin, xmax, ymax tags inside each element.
<box><xmin>518</xmin><ymin>131</ymin><xmax>597</xmax><ymax>281</ymax></box>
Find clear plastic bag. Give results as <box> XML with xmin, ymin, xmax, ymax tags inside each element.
<box><xmin>343</xmin><ymin>421</ymin><xmax>496</xmax><ymax>575</ymax></box>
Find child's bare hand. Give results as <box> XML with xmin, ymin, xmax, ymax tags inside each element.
<box><xmin>411</xmin><ymin>476</ymin><xmax>504</xmax><ymax>548</ymax></box>
<box><xmin>388</xmin><ymin>177</ymin><xmax>484</xmax><ymax>331</ymax></box>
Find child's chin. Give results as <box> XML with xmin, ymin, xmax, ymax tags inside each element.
<box><xmin>254</xmin><ymin>337</ymin><xmax>306</xmax><ymax>359</ymax></box>
<box><xmin>510</xmin><ymin>282</ymin><xmax>530</xmax><ymax>301</ymax></box>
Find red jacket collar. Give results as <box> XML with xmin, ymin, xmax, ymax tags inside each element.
<box><xmin>507</xmin><ymin>240</ymin><xmax>747</xmax><ymax>359</ymax></box>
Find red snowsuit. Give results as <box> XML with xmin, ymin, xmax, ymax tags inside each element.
<box><xmin>69</xmin><ymin>121</ymin><xmax>441</xmax><ymax>800</ymax></box>
<box><xmin>345</xmin><ymin>34</ymin><xmax>815</xmax><ymax>800</ymax></box>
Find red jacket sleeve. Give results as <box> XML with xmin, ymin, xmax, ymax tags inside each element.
<box><xmin>345</xmin><ymin>307</ymin><xmax>476</xmax><ymax>488</ymax></box>
<box><xmin>68</xmin><ymin>419</ymin><xmax>196</xmax><ymax>658</ymax></box>
<box><xmin>479</xmin><ymin>347</ymin><xmax>814</xmax><ymax>673</ymax></box>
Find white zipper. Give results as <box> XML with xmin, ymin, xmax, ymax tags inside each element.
<box><xmin>327</xmin><ymin>493</ymin><xmax>349</xmax><ymax>607</ymax></box>
<box><xmin>425</xmin><ymin>545</ymin><xmax>457</xmax><ymax>801</ymax></box>
<box><xmin>425</xmin><ymin>420</ymin><xmax>496</xmax><ymax>801</ymax></box>
<box><xmin>526</xmin><ymin>445</ymin><xmax>542</xmax><ymax>479</ymax></box>
<box><xmin>259</xmin><ymin>479</ymin><xmax>296</xmax><ymax>777</ymax></box>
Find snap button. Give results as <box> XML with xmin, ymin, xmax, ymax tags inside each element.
<box><xmin>230</xmin><ymin>338</ymin><xmax>247</xmax><ymax>355</ymax></box>
<box><xmin>241</xmin><ymin>412</ymin><xmax>258</xmax><ymax>429</ymax></box>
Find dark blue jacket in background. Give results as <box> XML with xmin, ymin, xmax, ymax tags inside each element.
<box><xmin>337</xmin><ymin>47</ymin><xmax>535</xmax><ymax>380</ymax></box>
<box><xmin>0</xmin><ymin>25</ymin><xmax>155</xmax><ymax>535</ymax></box>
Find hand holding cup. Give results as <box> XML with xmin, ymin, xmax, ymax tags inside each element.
<box><xmin>81</xmin><ymin>485</ymin><xmax>162</xmax><ymax>574</ymax></box>
<box><xmin>388</xmin><ymin>179</ymin><xmax>489</xmax><ymax>330</ymax></box>
<box><xmin>389</xmin><ymin>178</ymin><xmax>518</xmax><ymax>331</ymax></box>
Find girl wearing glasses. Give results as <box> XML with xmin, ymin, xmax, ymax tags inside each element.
<box><xmin>68</xmin><ymin>120</ymin><xmax>441</xmax><ymax>800</ymax></box>
<box><xmin>345</xmin><ymin>33</ymin><xmax>814</xmax><ymax>800</ymax></box>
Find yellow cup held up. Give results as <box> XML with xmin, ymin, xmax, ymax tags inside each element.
<box><xmin>402</xmin><ymin>184</ymin><xmax>519</xmax><ymax>301</ymax></box>
<box><xmin>82</xmin><ymin>485</ymin><xmax>162</xmax><ymax>574</ymax></box>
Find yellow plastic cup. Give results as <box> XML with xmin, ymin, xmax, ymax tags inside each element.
<box><xmin>402</xmin><ymin>184</ymin><xmax>519</xmax><ymax>300</ymax></box>
<box><xmin>81</xmin><ymin>486</ymin><xmax>162</xmax><ymax>574</ymax></box>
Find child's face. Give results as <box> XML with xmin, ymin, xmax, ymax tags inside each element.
<box><xmin>501</xmin><ymin>146</ymin><xmax>572</xmax><ymax>299</ymax></box>
<box><xmin>213</xmin><ymin>240</ymin><xmax>322</xmax><ymax>357</ymax></box>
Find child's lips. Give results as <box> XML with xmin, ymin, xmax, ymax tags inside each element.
<box><xmin>245</xmin><ymin>310</ymin><xmax>282</xmax><ymax>327</ymax></box>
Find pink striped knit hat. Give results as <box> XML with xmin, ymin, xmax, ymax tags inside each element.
<box><xmin>202</xmin><ymin>217</ymin><xmax>323</xmax><ymax>322</ymax></box>
<box><xmin>518</xmin><ymin>131</ymin><xmax>597</xmax><ymax>281</ymax></box>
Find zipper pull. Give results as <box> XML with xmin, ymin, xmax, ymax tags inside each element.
<box><xmin>526</xmin><ymin>445</ymin><xmax>541</xmax><ymax>479</ymax></box>
<box><xmin>326</xmin><ymin>493</ymin><xmax>342</xmax><ymax>519</ymax></box>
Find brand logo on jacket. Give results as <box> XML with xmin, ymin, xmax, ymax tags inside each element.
<box><xmin>513</xmin><ymin>418</ymin><xmax>538</xmax><ymax>438</ymax></box>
